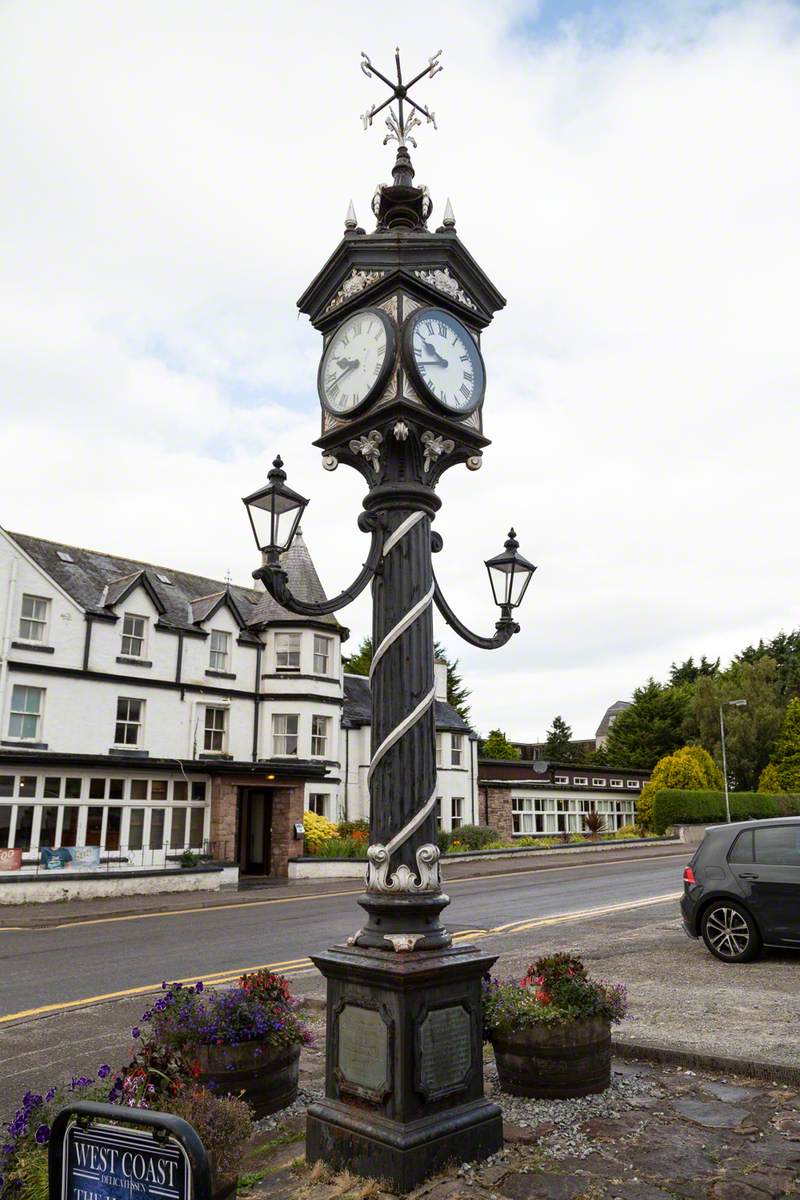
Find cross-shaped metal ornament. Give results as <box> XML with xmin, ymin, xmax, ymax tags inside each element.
<box><xmin>360</xmin><ymin>48</ymin><xmax>442</xmax><ymax>148</ymax></box>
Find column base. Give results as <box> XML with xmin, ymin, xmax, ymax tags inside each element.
<box><xmin>306</xmin><ymin>1097</ymin><xmax>503</xmax><ymax>1193</ymax></box>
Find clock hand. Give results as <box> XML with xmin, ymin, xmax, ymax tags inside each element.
<box><xmin>331</xmin><ymin>358</ymin><xmax>360</xmax><ymax>384</ymax></box>
<box><xmin>422</xmin><ymin>340</ymin><xmax>448</xmax><ymax>367</ymax></box>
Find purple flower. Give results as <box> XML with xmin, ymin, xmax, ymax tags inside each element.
<box><xmin>71</xmin><ymin>1077</ymin><xmax>92</xmax><ymax>1090</ymax></box>
<box><xmin>195</xmin><ymin>981</ymin><xmax>204</xmax><ymax>993</ymax></box>
<box><xmin>161</xmin><ymin>981</ymin><xmax>167</xmax><ymax>990</ymax></box>
<box><xmin>45</xmin><ymin>1088</ymin><xmax>56</xmax><ymax>1103</ymax></box>
<box><xmin>131</xmin><ymin>1027</ymin><xmax>141</xmax><ymax>1039</ymax></box>
<box><xmin>97</xmin><ymin>1065</ymin><xmax>111</xmax><ymax>1080</ymax></box>
<box><xmin>35</xmin><ymin>1125</ymin><xmax>50</xmax><ymax>1145</ymax></box>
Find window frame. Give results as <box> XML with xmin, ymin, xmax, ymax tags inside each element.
<box><xmin>573</xmin><ymin>776</ymin><xmax>588</xmax><ymax>786</ymax></box>
<box><xmin>275</xmin><ymin>632</ymin><xmax>302</xmax><ymax>673</ymax></box>
<box><xmin>209</xmin><ymin>629</ymin><xmax>230</xmax><ymax>672</ymax></box>
<box><xmin>626</xmin><ymin>779</ymin><xmax>640</xmax><ymax>789</ymax></box>
<box><xmin>311</xmin><ymin>714</ymin><xmax>329</xmax><ymax>758</ymax></box>
<box><xmin>121</xmin><ymin>613</ymin><xmax>148</xmax><ymax>659</ymax></box>
<box><xmin>272</xmin><ymin>712</ymin><xmax>299</xmax><ymax>756</ymax></box>
<box><xmin>203</xmin><ymin>706</ymin><xmax>228</xmax><ymax>754</ymax></box>
<box><xmin>313</xmin><ymin>634</ymin><xmax>332</xmax><ymax>676</ymax></box>
<box><xmin>308</xmin><ymin>793</ymin><xmax>328</xmax><ymax>817</ymax></box>
<box><xmin>114</xmin><ymin>697</ymin><xmax>143</xmax><ymax>747</ymax></box>
<box><xmin>554</xmin><ymin>774</ymin><xmax>568</xmax><ymax>785</ymax></box>
<box><xmin>591</xmin><ymin>777</ymin><xmax>606</xmax><ymax>787</ymax></box>
<box><xmin>610</xmin><ymin>779</ymin><xmax>624</xmax><ymax>789</ymax></box>
<box><xmin>18</xmin><ymin>594</ymin><xmax>50</xmax><ymax>643</ymax></box>
<box><xmin>451</xmin><ymin>796</ymin><xmax>464</xmax><ymax>830</ymax></box>
<box><xmin>451</xmin><ymin>734</ymin><xmax>463</xmax><ymax>767</ymax></box>
<box><xmin>8</xmin><ymin>685</ymin><xmax>44</xmax><ymax>741</ymax></box>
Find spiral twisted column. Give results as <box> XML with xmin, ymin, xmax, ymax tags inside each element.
<box><xmin>355</xmin><ymin>491</ymin><xmax>449</xmax><ymax>951</ymax></box>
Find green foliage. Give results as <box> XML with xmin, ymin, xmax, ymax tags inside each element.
<box><xmin>167</xmin><ymin>1090</ymin><xmax>252</xmax><ymax>1184</ymax></box>
<box><xmin>481</xmin><ymin>728</ymin><xmax>521</xmax><ymax>760</ymax></box>
<box><xmin>649</xmin><ymin>789</ymin><xmax>800</xmax><ymax>834</ymax></box>
<box><xmin>615</xmin><ymin>823</ymin><xmax>639</xmax><ymax>839</ymax></box>
<box><xmin>437</xmin><ymin>828</ymin><xmax>453</xmax><ymax>853</ymax></box>
<box><xmin>311</xmin><ymin>836</ymin><xmax>368</xmax><ymax>859</ymax></box>
<box><xmin>337</xmin><ymin>818</ymin><xmax>369</xmax><ymax>837</ymax></box>
<box><xmin>767</xmin><ymin>696</ymin><xmax>800</xmax><ymax>792</ymax></box>
<box><xmin>581</xmin><ymin>808</ymin><xmax>606</xmax><ymax>839</ymax></box>
<box><xmin>604</xmin><ymin>679</ymin><xmax>688</xmax><ymax>770</ymax></box>
<box><xmin>685</xmin><ymin>656</ymin><xmax>784</xmax><ymax>790</ymax></box>
<box><xmin>637</xmin><ymin>745</ymin><xmax>723</xmax><ymax>830</ymax></box>
<box><xmin>758</xmin><ymin>762</ymin><xmax>783</xmax><ymax>793</ymax></box>
<box><xmin>179</xmin><ymin>850</ymin><xmax>200</xmax><ymax>868</ymax></box>
<box><xmin>543</xmin><ymin>715</ymin><xmax>576</xmax><ymax>762</ymax></box>
<box><xmin>482</xmin><ymin>953</ymin><xmax>628</xmax><ymax>1032</ymax></box>
<box><xmin>446</xmin><ymin>824</ymin><xmax>501</xmax><ymax>851</ymax></box>
<box><xmin>669</xmin><ymin>655</ymin><xmax>720</xmax><ymax>686</ymax></box>
<box><xmin>735</xmin><ymin>629</ymin><xmax>800</xmax><ymax>701</ymax></box>
<box><xmin>344</xmin><ymin>637</ymin><xmax>472</xmax><ymax>719</ymax></box>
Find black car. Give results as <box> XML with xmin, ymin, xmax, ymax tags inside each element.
<box><xmin>681</xmin><ymin>817</ymin><xmax>800</xmax><ymax>962</ymax></box>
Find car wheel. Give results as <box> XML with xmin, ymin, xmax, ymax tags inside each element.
<box><xmin>701</xmin><ymin>901</ymin><xmax>762</xmax><ymax>963</ymax></box>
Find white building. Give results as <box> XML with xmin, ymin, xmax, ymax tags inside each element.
<box><xmin>0</xmin><ymin>525</ymin><xmax>477</xmax><ymax>878</ymax></box>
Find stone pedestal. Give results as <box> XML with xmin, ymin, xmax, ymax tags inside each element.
<box><xmin>305</xmin><ymin>941</ymin><xmax>502</xmax><ymax>1194</ymax></box>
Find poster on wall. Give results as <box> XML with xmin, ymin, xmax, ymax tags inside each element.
<box><xmin>0</xmin><ymin>848</ymin><xmax>22</xmax><ymax>871</ymax></box>
<box><xmin>40</xmin><ymin>846</ymin><xmax>102</xmax><ymax>870</ymax></box>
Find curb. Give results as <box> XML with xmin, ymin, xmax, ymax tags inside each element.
<box><xmin>612</xmin><ymin>1037</ymin><xmax>800</xmax><ymax>1086</ymax></box>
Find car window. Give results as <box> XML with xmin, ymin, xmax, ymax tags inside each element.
<box><xmin>728</xmin><ymin>830</ymin><xmax>754</xmax><ymax>864</ymax></box>
<box><xmin>753</xmin><ymin>825</ymin><xmax>800</xmax><ymax>867</ymax></box>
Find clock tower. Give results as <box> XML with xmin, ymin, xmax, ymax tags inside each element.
<box><xmin>254</xmin><ymin>49</ymin><xmax>536</xmax><ymax>1192</ymax></box>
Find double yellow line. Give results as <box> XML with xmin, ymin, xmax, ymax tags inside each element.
<box><xmin>0</xmin><ymin>892</ymin><xmax>679</xmax><ymax>1026</ymax></box>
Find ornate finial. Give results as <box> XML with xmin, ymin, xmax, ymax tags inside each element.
<box><xmin>442</xmin><ymin>197</ymin><xmax>455</xmax><ymax>227</ymax></box>
<box><xmin>268</xmin><ymin>455</ymin><xmax>287</xmax><ymax>484</ymax></box>
<box><xmin>224</xmin><ymin>568</ymin><xmax>233</xmax><ymax>586</ymax></box>
<box><xmin>344</xmin><ymin>200</ymin><xmax>357</xmax><ymax>230</ymax></box>
<box><xmin>360</xmin><ymin>48</ymin><xmax>442</xmax><ymax>151</ymax></box>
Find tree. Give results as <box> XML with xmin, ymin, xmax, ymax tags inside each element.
<box><xmin>343</xmin><ymin>637</ymin><xmax>472</xmax><ymax>720</ymax></box>
<box><xmin>543</xmin><ymin>715</ymin><xmax>576</xmax><ymax>762</ymax></box>
<box><xmin>735</xmin><ymin>629</ymin><xmax>800</xmax><ymax>701</ymax></box>
<box><xmin>603</xmin><ymin>679</ymin><xmax>687</xmax><ymax>770</ymax></box>
<box><xmin>765</xmin><ymin>696</ymin><xmax>800</xmax><ymax>792</ymax></box>
<box><xmin>637</xmin><ymin>745</ymin><xmax>723</xmax><ymax>830</ymax></box>
<box><xmin>669</xmin><ymin>656</ymin><xmax>720</xmax><ymax>687</ymax></box>
<box><xmin>757</xmin><ymin>762</ymin><xmax>783</xmax><ymax>794</ymax></box>
<box><xmin>481</xmin><ymin>729</ymin><xmax>520</xmax><ymax>760</ymax></box>
<box><xmin>685</xmin><ymin>656</ymin><xmax>784</xmax><ymax>791</ymax></box>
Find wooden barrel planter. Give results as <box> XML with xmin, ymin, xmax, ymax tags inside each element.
<box><xmin>196</xmin><ymin>1041</ymin><xmax>301</xmax><ymax>1117</ymax></box>
<box><xmin>490</xmin><ymin>1016</ymin><xmax>611</xmax><ymax>1099</ymax></box>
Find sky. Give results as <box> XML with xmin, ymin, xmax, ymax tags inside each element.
<box><xmin>1</xmin><ymin>0</ymin><xmax>799</xmax><ymax>743</ymax></box>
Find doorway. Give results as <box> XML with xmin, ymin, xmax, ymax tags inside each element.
<box><xmin>238</xmin><ymin>788</ymin><xmax>273</xmax><ymax>875</ymax></box>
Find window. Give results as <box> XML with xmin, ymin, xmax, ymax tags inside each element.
<box><xmin>436</xmin><ymin>797</ymin><xmax>442</xmax><ymax>830</ymax></box>
<box><xmin>191</xmin><ymin>781</ymin><xmax>206</xmax><ymax>803</ymax></box>
<box><xmin>86</xmin><ymin>807</ymin><xmax>103</xmax><ymax>846</ymax></box>
<box><xmin>150</xmin><ymin>809</ymin><xmax>165</xmax><ymax>850</ymax></box>
<box><xmin>209</xmin><ymin>630</ymin><xmax>230</xmax><ymax>672</ymax></box>
<box><xmin>65</xmin><ymin>778</ymin><xmax>81</xmax><ymax>799</ymax></box>
<box><xmin>8</xmin><ymin>686</ymin><xmax>44</xmax><ymax>740</ymax></box>
<box><xmin>14</xmin><ymin>806</ymin><xmax>34</xmax><ymax>851</ymax></box>
<box><xmin>451</xmin><ymin>797</ymin><xmax>464</xmax><ymax>830</ymax></box>
<box><xmin>106</xmin><ymin>808</ymin><xmax>122</xmax><ymax>851</ymax></box>
<box><xmin>554</xmin><ymin>775</ymin><xmax>568</xmax><ymax>785</ymax></box>
<box><xmin>451</xmin><ymin>734</ymin><xmax>463</xmax><ymax>767</ymax></box>
<box><xmin>61</xmin><ymin>808</ymin><xmax>79</xmax><ymax>848</ymax></box>
<box><xmin>203</xmin><ymin>707</ymin><xmax>227</xmax><ymax>753</ymax></box>
<box><xmin>56</xmin><ymin>549</ymin><xmax>74</xmax><ymax>563</ymax></box>
<box><xmin>171</xmin><ymin>808</ymin><xmax>187</xmax><ymax>849</ymax></box>
<box><xmin>121</xmin><ymin>613</ymin><xmax>147</xmax><ymax>658</ymax></box>
<box><xmin>275</xmin><ymin>632</ymin><xmax>301</xmax><ymax>672</ymax></box>
<box><xmin>109</xmin><ymin>779</ymin><xmax>124</xmax><ymax>801</ymax></box>
<box><xmin>512</xmin><ymin>795</ymin><xmax>546</xmax><ymax>835</ymax></box>
<box><xmin>156</xmin><ymin>573</ymin><xmax>172</xmax><ymax>585</ymax></box>
<box><xmin>19</xmin><ymin>595</ymin><xmax>49</xmax><ymax>642</ymax></box>
<box><xmin>115</xmin><ymin>698</ymin><xmax>143</xmax><ymax>746</ymax></box>
<box><xmin>173</xmin><ymin>781</ymin><xmax>188</xmax><ymax>803</ymax></box>
<box><xmin>151</xmin><ymin>780</ymin><xmax>168</xmax><ymax>802</ymax></box>
<box><xmin>273</xmin><ymin>713</ymin><xmax>299</xmax><ymax>756</ymax></box>
<box><xmin>592</xmin><ymin>777</ymin><xmax>606</xmax><ymax>787</ymax></box>
<box><xmin>89</xmin><ymin>778</ymin><xmax>106</xmax><ymax>800</ymax></box>
<box><xmin>573</xmin><ymin>777</ymin><xmax>588</xmax><ymax>786</ymax></box>
<box><xmin>627</xmin><ymin>779</ymin><xmax>640</xmax><ymax>789</ymax></box>
<box><xmin>313</xmin><ymin>635</ymin><xmax>332</xmax><ymax>675</ymax></box>
<box><xmin>131</xmin><ymin>780</ymin><xmax>148</xmax><ymax>801</ymax></box>
<box><xmin>308</xmin><ymin>793</ymin><xmax>328</xmax><ymax>817</ymax></box>
<box><xmin>610</xmin><ymin>779</ymin><xmax>624</xmax><ymax>789</ymax></box>
<box><xmin>39</xmin><ymin>806</ymin><xmax>58</xmax><ymax>847</ymax></box>
<box><xmin>0</xmin><ymin>806</ymin><xmax>10</xmax><ymax>847</ymax></box>
<box><xmin>43</xmin><ymin>777</ymin><xmax>61</xmax><ymax>799</ymax></box>
<box><xmin>189</xmin><ymin>808</ymin><xmax>205</xmax><ymax>848</ymax></box>
<box><xmin>0</xmin><ymin>777</ymin><xmax>12</xmax><ymax>797</ymax></box>
<box><xmin>128</xmin><ymin>809</ymin><xmax>145</xmax><ymax>851</ymax></box>
<box><xmin>754</xmin><ymin>825</ymin><xmax>800</xmax><ymax>867</ymax></box>
<box><xmin>19</xmin><ymin>776</ymin><xmax>36</xmax><ymax>797</ymax></box>
<box><xmin>311</xmin><ymin>715</ymin><xmax>329</xmax><ymax>757</ymax></box>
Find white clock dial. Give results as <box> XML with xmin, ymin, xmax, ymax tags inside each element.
<box><xmin>318</xmin><ymin>309</ymin><xmax>394</xmax><ymax>416</ymax></box>
<box><xmin>406</xmin><ymin>307</ymin><xmax>485</xmax><ymax>415</ymax></box>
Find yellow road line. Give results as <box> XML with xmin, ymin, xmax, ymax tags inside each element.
<box><xmin>0</xmin><ymin>891</ymin><xmax>681</xmax><ymax>1025</ymax></box>
<box><xmin>0</xmin><ymin>852</ymin><xmax>687</xmax><ymax>934</ymax></box>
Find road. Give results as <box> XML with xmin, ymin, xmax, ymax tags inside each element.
<box><xmin>0</xmin><ymin>851</ymin><xmax>685</xmax><ymax>1022</ymax></box>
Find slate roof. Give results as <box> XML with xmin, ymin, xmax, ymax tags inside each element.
<box><xmin>595</xmin><ymin>700</ymin><xmax>632</xmax><ymax>738</ymax></box>
<box><xmin>342</xmin><ymin>673</ymin><xmax>473</xmax><ymax>735</ymax></box>
<box><xmin>5</xmin><ymin>527</ymin><xmax>339</xmax><ymax>639</ymax></box>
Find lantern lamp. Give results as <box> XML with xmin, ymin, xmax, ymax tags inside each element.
<box><xmin>485</xmin><ymin>529</ymin><xmax>537</xmax><ymax>617</ymax></box>
<box><xmin>243</xmin><ymin>456</ymin><xmax>309</xmax><ymax>565</ymax></box>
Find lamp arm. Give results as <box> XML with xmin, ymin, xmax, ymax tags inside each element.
<box><xmin>253</xmin><ymin>518</ymin><xmax>383</xmax><ymax>617</ymax></box>
<box><xmin>432</xmin><ymin>571</ymin><xmax>519</xmax><ymax>650</ymax></box>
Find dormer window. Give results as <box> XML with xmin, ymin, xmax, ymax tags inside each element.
<box><xmin>209</xmin><ymin>630</ymin><xmax>230</xmax><ymax>672</ymax></box>
<box><xmin>276</xmin><ymin>632</ymin><xmax>301</xmax><ymax>672</ymax></box>
<box><xmin>19</xmin><ymin>595</ymin><xmax>49</xmax><ymax>642</ymax></box>
<box><xmin>121</xmin><ymin>614</ymin><xmax>147</xmax><ymax>658</ymax></box>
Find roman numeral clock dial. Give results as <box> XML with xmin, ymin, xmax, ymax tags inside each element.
<box><xmin>318</xmin><ymin>307</ymin><xmax>396</xmax><ymax>417</ymax></box>
<box><xmin>404</xmin><ymin>306</ymin><xmax>486</xmax><ymax>417</ymax></box>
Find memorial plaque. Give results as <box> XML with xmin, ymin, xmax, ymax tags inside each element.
<box><xmin>63</xmin><ymin>1122</ymin><xmax>190</xmax><ymax>1200</ymax></box>
<box><xmin>418</xmin><ymin>1006</ymin><xmax>472</xmax><ymax>1098</ymax></box>
<box><xmin>337</xmin><ymin>1004</ymin><xmax>389</xmax><ymax>1097</ymax></box>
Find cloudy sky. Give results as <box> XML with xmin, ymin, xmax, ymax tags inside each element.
<box><xmin>2</xmin><ymin>0</ymin><xmax>798</xmax><ymax>742</ymax></box>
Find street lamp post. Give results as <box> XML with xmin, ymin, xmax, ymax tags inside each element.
<box><xmin>720</xmin><ymin>698</ymin><xmax>747</xmax><ymax>821</ymax></box>
<box><xmin>242</xmin><ymin>49</ymin><xmax>537</xmax><ymax>1193</ymax></box>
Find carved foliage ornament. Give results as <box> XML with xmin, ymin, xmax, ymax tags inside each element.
<box><xmin>365</xmin><ymin>843</ymin><xmax>441</xmax><ymax>894</ymax></box>
<box><xmin>326</xmin><ymin>268</ymin><xmax>386</xmax><ymax>312</ymax></box>
<box><xmin>421</xmin><ymin>430</ymin><xmax>455</xmax><ymax>473</ymax></box>
<box><xmin>414</xmin><ymin>267</ymin><xmax>476</xmax><ymax>311</ymax></box>
<box><xmin>349</xmin><ymin>429</ymin><xmax>383</xmax><ymax>472</ymax></box>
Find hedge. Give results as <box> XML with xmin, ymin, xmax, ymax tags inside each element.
<box><xmin>651</xmin><ymin>790</ymin><xmax>800</xmax><ymax>835</ymax></box>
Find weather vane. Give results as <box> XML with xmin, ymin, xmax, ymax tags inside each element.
<box><xmin>360</xmin><ymin>47</ymin><xmax>442</xmax><ymax>149</ymax></box>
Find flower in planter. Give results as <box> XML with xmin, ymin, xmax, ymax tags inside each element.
<box><xmin>483</xmin><ymin>951</ymin><xmax>628</xmax><ymax>1034</ymax></box>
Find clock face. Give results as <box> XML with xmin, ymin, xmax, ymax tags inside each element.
<box><xmin>318</xmin><ymin>308</ymin><xmax>395</xmax><ymax>416</ymax></box>
<box><xmin>404</xmin><ymin>307</ymin><xmax>486</xmax><ymax>416</ymax></box>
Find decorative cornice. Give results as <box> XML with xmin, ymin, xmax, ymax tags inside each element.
<box><xmin>325</xmin><ymin>268</ymin><xmax>385</xmax><ymax>313</ymax></box>
<box><xmin>414</xmin><ymin>266</ymin><xmax>476</xmax><ymax>311</ymax></box>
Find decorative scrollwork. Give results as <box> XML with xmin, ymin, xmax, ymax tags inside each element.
<box><xmin>393</xmin><ymin>420</ymin><xmax>410</xmax><ymax>441</ymax></box>
<box><xmin>365</xmin><ymin>843</ymin><xmax>441</xmax><ymax>893</ymax></box>
<box><xmin>421</xmin><ymin>430</ymin><xmax>455</xmax><ymax>473</ymax></box>
<box><xmin>466</xmin><ymin>454</ymin><xmax>483</xmax><ymax>471</ymax></box>
<box><xmin>349</xmin><ymin>429</ymin><xmax>383</xmax><ymax>472</ymax></box>
<box><xmin>414</xmin><ymin>267</ymin><xmax>476</xmax><ymax>311</ymax></box>
<box><xmin>321</xmin><ymin>453</ymin><xmax>338</xmax><ymax>472</ymax></box>
<box><xmin>326</xmin><ymin>268</ymin><xmax>385</xmax><ymax>312</ymax></box>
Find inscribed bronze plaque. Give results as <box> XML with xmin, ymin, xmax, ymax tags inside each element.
<box><xmin>337</xmin><ymin>1004</ymin><xmax>389</xmax><ymax>1096</ymax></box>
<box><xmin>418</xmin><ymin>1005</ymin><xmax>472</xmax><ymax>1097</ymax></box>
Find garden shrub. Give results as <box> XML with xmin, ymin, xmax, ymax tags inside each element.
<box><xmin>650</xmin><ymin>790</ymin><xmax>800</xmax><ymax>834</ymax></box>
<box><xmin>442</xmin><ymin>824</ymin><xmax>501</xmax><ymax>851</ymax></box>
<box><xmin>437</xmin><ymin>829</ymin><xmax>452</xmax><ymax>853</ymax></box>
<box><xmin>303</xmin><ymin>809</ymin><xmax>338</xmax><ymax>851</ymax></box>
<box><xmin>312</xmin><ymin>836</ymin><xmax>368</xmax><ymax>859</ymax></box>
<box><xmin>337</xmin><ymin>819</ymin><xmax>369</xmax><ymax>841</ymax></box>
<box><xmin>615</xmin><ymin>823</ymin><xmax>639</xmax><ymax>839</ymax></box>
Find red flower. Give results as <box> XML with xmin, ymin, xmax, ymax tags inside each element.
<box><xmin>536</xmin><ymin>989</ymin><xmax>552</xmax><ymax>1005</ymax></box>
